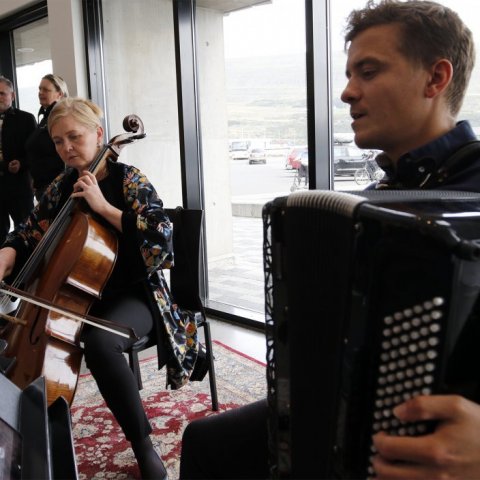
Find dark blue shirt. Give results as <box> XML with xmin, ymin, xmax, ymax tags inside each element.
<box><xmin>371</xmin><ymin>121</ymin><xmax>480</xmax><ymax>192</ymax></box>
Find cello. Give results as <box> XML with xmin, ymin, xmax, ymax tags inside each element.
<box><xmin>0</xmin><ymin>114</ymin><xmax>146</xmax><ymax>406</ymax></box>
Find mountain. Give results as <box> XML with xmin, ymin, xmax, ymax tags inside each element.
<box><xmin>225</xmin><ymin>52</ymin><xmax>480</xmax><ymax>143</ymax></box>
<box><xmin>225</xmin><ymin>54</ymin><xmax>308</xmax><ymax>143</ymax></box>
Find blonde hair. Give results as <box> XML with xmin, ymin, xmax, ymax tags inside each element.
<box><xmin>42</xmin><ymin>74</ymin><xmax>69</xmax><ymax>98</ymax></box>
<box><xmin>48</xmin><ymin>97</ymin><xmax>103</xmax><ymax>135</ymax></box>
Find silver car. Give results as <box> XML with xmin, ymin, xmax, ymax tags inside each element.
<box><xmin>248</xmin><ymin>148</ymin><xmax>267</xmax><ymax>164</ymax></box>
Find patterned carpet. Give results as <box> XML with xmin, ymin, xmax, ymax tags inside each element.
<box><xmin>71</xmin><ymin>341</ymin><xmax>267</xmax><ymax>479</ymax></box>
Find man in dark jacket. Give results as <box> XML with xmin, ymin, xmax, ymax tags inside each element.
<box><xmin>0</xmin><ymin>76</ymin><xmax>37</xmax><ymax>245</ymax></box>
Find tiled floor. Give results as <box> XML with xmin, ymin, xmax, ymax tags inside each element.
<box><xmin>206</xmin><ymin>215</ymin><xmax>267</xmax><ymax>360</ymax></box>
<box><xmin>196</xmin><ymin>213</ymin><xmax>269</xmax><ymax>362</ymax></box>
<box><xmin>208</xmin><ymin>216</ymin><xmax>265</xmax><ymax>313</ymax></box>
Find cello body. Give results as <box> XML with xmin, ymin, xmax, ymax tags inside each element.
<box><xmin>0</xmin><ymin>115</ymin><xmax>145</xmax><ymax>406</ymax></box>
<box><xmin>2</xmin><ymin>211</ymin><xmax>117</xmax><ymax>405</ymax></box>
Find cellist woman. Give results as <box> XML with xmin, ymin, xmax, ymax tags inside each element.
<box><xmin>0</xmin><ymin>97</ymin><xmax>199</xmax><ymax>479</ymax></box>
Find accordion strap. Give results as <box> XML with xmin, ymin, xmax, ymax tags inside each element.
<box><xmin>426</xmin><ymin>140</ymin><xmax>480</xmax><ymax>187</ymax></box>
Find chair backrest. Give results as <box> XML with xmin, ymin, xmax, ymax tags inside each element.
<box><xmin>165</xmin><ymin>207</ymin><xmax>205</xmax><ymax>313</ymax></box>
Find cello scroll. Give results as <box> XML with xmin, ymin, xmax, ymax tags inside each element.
<box><xmin>106</xmin><ymin>114</ymin><xmax>146</xmax><ymax>156</ymax></box>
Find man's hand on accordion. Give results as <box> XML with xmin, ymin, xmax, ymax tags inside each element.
<box><xmin>371</xmin><ymin>395</ymin><xmax>480</xmax><ymax>479</ymax></box>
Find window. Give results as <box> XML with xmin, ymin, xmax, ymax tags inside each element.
<box><xmin>196</xmin><ymin>0</ymin><xmax>307</xmax><ymax>321</ymax></box>
<box><xmin>13</xmin><ymin>17</ymin><xmax>52</xmax><ymax>117</ymax></box>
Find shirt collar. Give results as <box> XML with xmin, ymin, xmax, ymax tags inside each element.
<box><xmin>38</xmin><ymin>102</ymin><xmax>57</xmax><ymax>125</ymax></box>
<box><xmin>0</xmin><ymin>106</ymin><xmax>14</xmax><ymax>117</ymax></box>
<box><xmin>375</xmin><ymin>121</ymin><xmax>477</xmax><ymax>189</ymax></box>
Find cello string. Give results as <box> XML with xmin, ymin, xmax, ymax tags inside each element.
<box><xmin>0</xmin><ymin>145</ymin><xmax>118</xmax><ymax>316</ymax></box>
<box><xmin>1</xmin><ymin>122</ymin><xmax>144</xmax><ymax>315</ymax></box>
<box><xmin>0</xmin><ymin>197</ymin><xmax>80</xmax><ymax>313</ymax></box>
<box><xmin>0</xmin><ymin>192</ymin><xmax>83</xmax><ymax>310</ymax></box>
<box><xmin>0</xmin><ymin>150</ymin><xmax>110</xmax><ymax>312</ymax></box>
<box><xmin>9</xmin><ymin>145</ymin><xmax>113</xmax><ymax>291</ymax></box>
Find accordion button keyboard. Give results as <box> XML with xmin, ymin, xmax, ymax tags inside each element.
<box><xmin>367</xmin><ymin>296</ymin><xmax>445</xmax><ymax>478</ymax></box>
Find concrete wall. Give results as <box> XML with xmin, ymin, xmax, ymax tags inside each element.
<box><xmin>101</xmin><ymin>0</ymin><xmax>183</xmax><ymax>210</ymax></box>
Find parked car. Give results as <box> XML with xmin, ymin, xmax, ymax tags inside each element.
<box><xmin>333</xmin><ymin>144</ymin><xmax>366</xmax><ymax>176</ymax></box>
<box><xmin>248</xmin><ymin>148</ymin><xmax>267</xmax><ymax>164</ymax></box>
<box><xmin>285</xmin><ymin>145</ymin><xmax>307</xmax><ymax>169</ymax></box>
<box><xmin>229</xmin><ymin>140</ymin><xmax>251</xmax><ymax>160</ymax></box>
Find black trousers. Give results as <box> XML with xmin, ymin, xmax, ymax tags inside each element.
<box><xmin>180</xmin><ymin>398</ymin><xmax>269</xmax><ymax>479</ymax></box>
<box><xmin>82</xmin><ymin>286</ymin><xmax>154</xmax><ymax>443</ymax></box>
<box><xmin>0</xmin><ymin>191</ymin><xmax>33</xmax><ymax>245</ymax></box>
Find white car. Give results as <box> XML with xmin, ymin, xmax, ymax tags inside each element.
<box><xmin>248</xmin><ymin>148</ymin><xmax>267</xmax><ymax>164</ymax></box>
<box><xmin>229</xmin><ymin>140</ymin><xmax>250</xmax><ymax>160</ymax></box>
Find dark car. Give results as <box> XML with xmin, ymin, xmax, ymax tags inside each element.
<box><xmin>333</xmin><ymin>144</ymin><xmax>366</xmax><ymax>176</ymax></box>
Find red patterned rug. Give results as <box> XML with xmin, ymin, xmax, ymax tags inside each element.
<box><xmin>71</xmin><ymin>341</ymin><xmax>267</xmax><ymax>479</ymax></box>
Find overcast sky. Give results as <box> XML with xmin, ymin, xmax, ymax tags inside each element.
<box><xmin>224</xmin><ymin>0</ymin><xmax>479</xmax><ymax>59</ymax></box>
<box><xmin>223</xmin><ymin>0</ymin><xmax>306</xmax><ymax>59</ymax></box>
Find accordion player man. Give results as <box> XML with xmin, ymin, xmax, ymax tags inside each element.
<box><xmin>179</xmin><ymin>1</ymin><xmax>480</xmax><ymax>479</ymax></box>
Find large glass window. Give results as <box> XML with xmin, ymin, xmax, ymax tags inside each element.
<box><xmin>196</xmin><ymin>0</ymin><xmax>307</xmax><ymax>321</ymax></box>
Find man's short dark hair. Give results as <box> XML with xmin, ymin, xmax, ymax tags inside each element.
<box><xmin>344</xmin><ymin>0</ymin><xmax>475</xmax><ymax>117</ymax></box>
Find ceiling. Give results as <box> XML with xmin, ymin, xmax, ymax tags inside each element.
<box><xmin>197</xmin><ymin>0</ymin><xmax>270</xmax><ymax>14</ymax></box>
<box><xmin>0</xmin><ymin>0</ymin><xmax>37</xmax><ymax>19</ymax></box>
<box><xmin>13</xmin><ymin>16</ymin><xmax>49</xmax><ymax>67</ymax></box>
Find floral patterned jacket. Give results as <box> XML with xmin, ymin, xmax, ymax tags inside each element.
<box><xmin>4</xmin><ymin>160</ymin><xmax>199</xmax><ymax>389</ymax></box>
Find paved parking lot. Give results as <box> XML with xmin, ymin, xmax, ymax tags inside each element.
<box><xmin>209</xmin><ymin>180</ymin><xmax>366</xmax><ymax>315</ymax></box>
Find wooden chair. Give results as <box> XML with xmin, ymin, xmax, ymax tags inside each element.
<box><xmin>127</xmin><ymin>207</ymin><xmax>219</xmax><ymax>411</ymax></box>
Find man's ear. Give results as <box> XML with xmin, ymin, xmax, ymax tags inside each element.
<box><xmin>425</xmin><ymin>58</ymin><xmax>453</xmax><ymax>99</ymax></box>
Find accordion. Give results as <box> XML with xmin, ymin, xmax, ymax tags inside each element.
<box><xmin>263</xmin><ymin>189</ymin><xmax>480</xmax><ymax>479</ymax></box>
